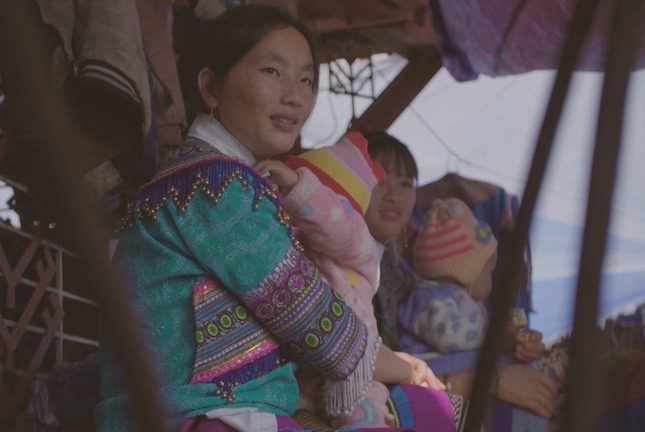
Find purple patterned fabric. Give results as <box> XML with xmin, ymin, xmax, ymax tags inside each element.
<box><xmin>244</xmin><ymin>247</ymin><xmax>369</xmax><ymax>381</ymax></box>
<box><xmin>389</xmin><ymin>384</ymin><xmax>458</xmax><ymax>432</ymax></box>
<box><xmin>428</xmin><ymin>0</ymin><xmax>645</xmax><ymax>81</ymax></box>
<box><xmin>180</xmin><ymin>415</ymin><xmax>301</xmax><ymax>432</ymax></box>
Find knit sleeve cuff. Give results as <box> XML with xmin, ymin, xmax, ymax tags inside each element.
<box><xmin>282</xmin><ymin>167</ymin><xmax>321</xmax><ymax>214</ymax></box>
<box><xmin>322</xmin><ymin>334</ymin><xmax>381</xmax><ymax>417</ymax></box>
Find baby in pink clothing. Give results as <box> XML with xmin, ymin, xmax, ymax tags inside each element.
<box><xmin>256</xmin><ymin>132</ymin><xmax>443</xmax><ymax>428</ymax></box>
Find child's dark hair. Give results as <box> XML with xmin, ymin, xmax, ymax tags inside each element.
<box><xmin>363</xmin><ymin>131</ymin><xmax>418</xmax><ymax>180</ymax></box>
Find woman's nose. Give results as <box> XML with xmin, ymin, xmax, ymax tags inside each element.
<box><xmin>385</xmin><ymin>194</ymin><xmax>401</xmax><ymax>204</ymax></box>
<box><xmin>383</xmin><ymin>185</ymin><xmax>401</xmax><ymax>203</ymax></box>
<box><xmin>281</xmin><ymin>79</ymin><xmax>303</xmax><ymax>107</ymax></box>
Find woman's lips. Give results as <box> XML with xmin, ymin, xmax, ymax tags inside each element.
<box><xmin>379</xmin><ymin>210</ymin><xmax>401</xmax><ymax>221</ymax></box>
<box><xmin>270</xmin><ymin>115</ymin><xmax>298</xmax><ymax>131</ymax></box>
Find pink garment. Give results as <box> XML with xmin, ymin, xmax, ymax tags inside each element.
<box><xmin>283</xmin><ymin>167</ymin><xmax>389</xmax><ymax>427</ymax></box>
<box><xmin>283</xmin><ymin>168</ymin><xmax>381</xmax><ymax>334</ymax></box>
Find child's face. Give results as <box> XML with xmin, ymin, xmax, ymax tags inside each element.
<box><xmin>469</xmin><ymin>252</ymin><xmax>497</xmax><ymax>302</ymax></box>
<box><xmin>364</xmin><ymin>164</ymin><xmax>416</xmax><ymax>244</ymax></box>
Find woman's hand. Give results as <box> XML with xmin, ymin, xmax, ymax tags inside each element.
<box><xmin>497</xmin><ymin>364</ymin><xmax>557</xmax><ymax>419</ymax></box>
<box><xmin>394</xmin><ymin>351</ymin><xmax>446</xmax><ymax>390</ymax></box>
<box><xmin>514</xmin><ymin>329</ymin><xmax>546</xmax><ymax>363</ymax></box>
<box><xmin>255</xmin><ymin>160</ymin><xmax>300</xmax><ymax>195</ymax></box>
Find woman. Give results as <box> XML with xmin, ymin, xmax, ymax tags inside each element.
<box><xmin>363</xmin><ymin>131</ymin><xmax>558</xmax><ymax>423</ymax></box>
<box><xmin>96</xmin><ymin>6</ymin><xmax>460</xmax><ymax>431</ymax></box>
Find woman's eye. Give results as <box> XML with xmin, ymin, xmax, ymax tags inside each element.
<box><xmin>262</xmin><ymin>67</ymin><xmax>279</xmax><ymax>76</ymax></box>
<box><xmin>301</xmin><ymin>76</ymin><xmax>313</xmax><ymax>87</ymax></box>
<box><xmin>374</xmin><ymin>180</ymin><xmax>387</xmax><ymax>188</ymax></box>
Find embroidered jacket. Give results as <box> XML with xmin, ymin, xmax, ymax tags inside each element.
<box><xmin>95</xmin><ymin>137</ymin><xmax>375</xmax><ymax>431</ymax></box>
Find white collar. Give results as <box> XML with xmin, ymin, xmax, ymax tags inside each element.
<box><xmin>376</xmin><ymin>242</ymin><xmax>386</xmax><ymax>260</ymax></box>
<box><xmin>187</xmin><ymin>114</ymin><xmax>257</xmax><ymax>165</ymax></box>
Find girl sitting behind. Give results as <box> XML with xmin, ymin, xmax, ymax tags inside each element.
<box><xmin>364</xmin><ymin>131</ymin><xmax>558</xmax><ymax>421</ymax></box>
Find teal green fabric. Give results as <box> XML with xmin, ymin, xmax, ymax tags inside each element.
<box><xmin>96</xmin><ymin>143</ymin><xmax>370</xmax><ymax>431</ymax></box>
<box><xmin>96</xmin><ymin>179</ymin><xmax>300</xmax><ymax>431</ymax></box>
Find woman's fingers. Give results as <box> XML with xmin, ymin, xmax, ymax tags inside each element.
<box><xmin>421</xmin><ymin>367</ymin><xmax>445</xmax><ymax>390</ymax></box>
<box><xmin>430</xmin><ymin>374</ymin><xmax>446</xmax><ymax>390</ymax></box>
<box><xmin>498</xmin><ymin>364</ymin><xmax>557</xmax><ymax>418</ymax></box>
<box><xmin>527</xmin><ymin>392</ymin><xmax>554</xmax><ymax>419</ymax></box>
<box><xmin>527</xmin><ymin>372</ymin><xmax>557</xmax><ymax>418</ymax></box>
<box><xmin>515</xmin><ymin>334</ymin><xmax>546</xmax><ymax>362</ymax></box>
<box><xmin>528</xmin><ymin>376</ymin><xmax>557</xmax><ymax>417</ymax></box>
<box><xmin>395</xmin><ymin>351</ymin><xmax>446</xmax><ymax>390</ymax></box>
<box><xmin>254</xmin><ymin>160</ymin><xmax>298</xmax><ymax>191</ymax></box>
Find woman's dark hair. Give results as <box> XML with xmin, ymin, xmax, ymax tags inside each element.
<box><xmin>364</xmin><ymin>131</ymin><xmax>418</xmax><ymax>180</ymax></box>
<box><xmin>179</xmin><ymin>4</ymin><xmax>320</xmax><ymax>125</ymax></box>
<box><xmin>203</xmin><ymin>5</ymin><xmax>319</xmax><ymax>91</ymax></box>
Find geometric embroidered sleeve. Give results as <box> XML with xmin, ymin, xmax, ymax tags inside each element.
<box><xmin>153</xmin><ymin>160</ymin><xmax>374</xmax><ymax>382</ymax></box>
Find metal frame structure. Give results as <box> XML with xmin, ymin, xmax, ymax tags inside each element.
<box><xmin>0</xmin><ymin>175</ymin><xmax>100</xmax><ymax>423</ymax></box>
<box><xmin>328</xmin><ymin>56</ymin><xmax>376</xmax><ymax>121</ymax></box>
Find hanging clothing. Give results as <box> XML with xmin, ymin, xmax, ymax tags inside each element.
<box><xmin>35</xmin><ymin>0</ymin><xmax>151</xmax><ymax>132</ymax></box>
<box><xmin>136</xmin><ymin>0</ymin><xmax>187</xmax><ymax>161</ymax></box>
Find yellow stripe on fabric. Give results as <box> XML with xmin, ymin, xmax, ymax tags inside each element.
<box><xmin>293</xmin><ymin>409</ymin><xmax>331</xmax><ymax>429</ymax></box>
<box><xmin>299</xmin><ymin>150</ymin><xmax>370</xmax><ymax>212</ymax></box>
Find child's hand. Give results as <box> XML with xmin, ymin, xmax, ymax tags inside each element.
<box><xmin>255</xmin><ymin>160</ymin><xmax>300</xmax><ymax>195</ymax></box>
<box><xmin>514</xmin><ymin>329</ymin><xmax>545</xmax><ymax>363</ymax></box>
<box><xmin>394</xmin><ymin>351</ymin><xmax>446</xmax><ymax>390</ymax></box>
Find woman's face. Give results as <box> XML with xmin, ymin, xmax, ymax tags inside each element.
<box><xmin>365</xmin><ymin>163</ymin><xmax>417</xmax><ymax>244</ymax></box>
<box><xmin>207</xmin><ymin>27</ymin><xmax>315</xmax><ymax>160</ymax></box>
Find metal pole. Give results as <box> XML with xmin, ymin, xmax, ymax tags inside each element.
<box><xmin>464</xmin><ymin>0</ymin><xmax>600</xmax><ymax>429</ymax></box>
<box><xmin>561</xmin><ymin>0</ymin><xmax>644</xmax><ymax>429</ymax></box>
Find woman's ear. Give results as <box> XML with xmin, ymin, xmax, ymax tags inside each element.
<box><xmin>197</xmin><ymin>68</ymin><xmax>218</xmax><ymax>111</ymax></box>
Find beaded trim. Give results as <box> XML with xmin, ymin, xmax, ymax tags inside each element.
<box><xmin>323</xmin><ymin>334</ymin><xmax>380</xmax><ymax>417</ymax></box>
<box><xmin>119</xmin><ymin>142</ymin><xmax>301</xmax><ymax>250</ymax></box>
<box><xmin>209</xmin><ymin>347</ymin><xmax>286</xmax><ymax>402</ymax></box>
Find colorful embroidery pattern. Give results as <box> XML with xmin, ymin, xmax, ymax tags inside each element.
<box><xmin>189</xmin><ymin>278</ymin><xmax>282</xmax><ymax>390</ymax></box>
<box><xmin>120</xmin><ymin>140</ymin><xmax>301</xmax><ymax>250</ymax></box>
<box><xmin>244</xmin><ymin>247</ymin><xmax>368</xmax><ymax>380</ymax></box>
